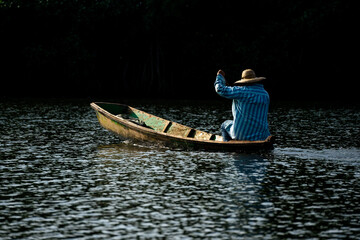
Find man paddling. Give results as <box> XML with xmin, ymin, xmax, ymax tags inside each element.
<box><xmin>214</xmin><ymin>69</ymin><xmax>271</xmax><ymax>141</ymax></box>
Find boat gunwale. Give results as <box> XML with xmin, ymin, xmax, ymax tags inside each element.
<box><xmin>90</xmin><ymin>102</ymin><xmax>274</xmax><ymax>146</ymax></box>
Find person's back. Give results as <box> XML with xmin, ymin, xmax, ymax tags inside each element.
<box><xmin>214</xmin><ymin>69</ymin><xmax>270</xmax><ymax>141</ymax></box>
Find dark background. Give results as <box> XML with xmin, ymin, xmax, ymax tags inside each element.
<box><xmin>0</xmin><ymin>0</ymin><xmax>357</xmax><ymax>101</ymax></box>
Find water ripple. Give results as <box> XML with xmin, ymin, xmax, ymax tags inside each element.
<box><xmin>0</xmin><ymin>99</ymin><xmax>359</xmax><ymax>239</ymax></box>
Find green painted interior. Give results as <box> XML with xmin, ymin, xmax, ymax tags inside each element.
<box><xmin>97</xmin><ymin>103</ymin><xmax>220</xmax><ymax>141</ymax></box>
<box><xmin>129</xmin><ymin>108</ymin><xmax>168</xmax><ymax>132</ymax></box>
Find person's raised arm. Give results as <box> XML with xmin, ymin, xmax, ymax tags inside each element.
<box><xmin>214</xmin><ymin>69</ymin><xmax>241</xmax><ymax>99</ymax></box>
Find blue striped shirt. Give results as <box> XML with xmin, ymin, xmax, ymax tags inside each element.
<box><xmin>214</xmin><ymin>74</ymin><xmax>271</xmax><ymax>141</ymax></box>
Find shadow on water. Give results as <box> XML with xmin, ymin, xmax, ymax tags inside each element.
<box><xmin>87</xmin><ymin>138</ymin><xmax>360</xmax><ymax>239</ymax></box>
<box><xmin>94</xmin><ymin>143</ymin><xmax>277</xmax><ymax>238</ymax></box>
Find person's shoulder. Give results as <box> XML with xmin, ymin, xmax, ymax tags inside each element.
<box><xmin>248</xmin><ymin>84</ymin><xmax>267</xmax><ymax>91</ymax></box>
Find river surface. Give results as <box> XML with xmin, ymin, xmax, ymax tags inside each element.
<box><xmin>0</xmin><ymin>99</ymin><xmax>359</xmax><ymax>239</ymax></box>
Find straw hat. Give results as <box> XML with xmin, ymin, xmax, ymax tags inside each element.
<box><xmin>234</xmin><ymin>69</ymin><xmax>266</xmax><ymax>85</ymax></box>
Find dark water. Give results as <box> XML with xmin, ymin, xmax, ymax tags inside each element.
<box><xmin>0</xmin><ymin>99</ymin><xmax>359</xmax><ymax>239</ymax></box>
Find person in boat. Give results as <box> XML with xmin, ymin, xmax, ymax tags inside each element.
<box><xmin>214</xmin><ymin>69</ymin><xmax>271</xmax><ymax>141</ymax></box>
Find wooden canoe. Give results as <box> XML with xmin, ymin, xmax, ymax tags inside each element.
<box><xmin>90</xmin><ymin>102</ymin><xmax>274</xmax><ymax>152</ymax></box>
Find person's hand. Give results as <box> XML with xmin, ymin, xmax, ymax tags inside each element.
<box><xmin>217</xmin><ymin>69</ymin><xmax>225</xmax><ymax>77</ymax></box>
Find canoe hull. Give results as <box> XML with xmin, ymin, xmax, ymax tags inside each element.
<box><xmin>91</xmin><ymin>102</ymin><xmax>274</xmax><ymax>152</ymax></box>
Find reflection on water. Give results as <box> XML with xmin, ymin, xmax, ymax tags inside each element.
<box><xmin>0</xmin><ymin>99</ymin><xmax>359</xmax><ymax>239</ymax></box>
<box><xmin>275</xmin><ymin>147</ymin><xmax>360</xmax><ymax>162</ymax></box>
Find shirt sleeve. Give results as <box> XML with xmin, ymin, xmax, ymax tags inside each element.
<box><xmin>214</xmin><ymin>74</ymin><xmax>243</xmax><ymax>99</ymax></box>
